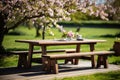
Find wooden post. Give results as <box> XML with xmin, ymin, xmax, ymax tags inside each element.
<box><xmin>96</xmin><ymin>55</ymin><xmax>108</xmax><ymax>68</ymax></box>
<box><xmin>41</xmin><ymin>45</ymin><xmax>47</xmax><ymax>67</ymax></box>
<box><xmin>51</xmin><ymin>59</ymin><xmax>58</xmax><ymax>74</ymax></box>
<box><xmin>90</xmin><ymin>43</ymin><xmax>96</xmax><ymax>68</ymax></box>
<box><xmin>74</xmin><ymin>44</ymin><xmax>81</xmax><ymax>65</ymax></box>
<box><xmin>96</xmin><ymin>55</ymin><xmax>102</xmax><ymax>68</ymax></box>
<box><xmin>42</xmin><ymin>57</ymin><xmax>51</xmax><ymax>73</ymax></box>
<box><xmin>27</xmin><ymin>44</ymin><xmax>34</xmax><ymax>68</ymax></box>
<box><xmin>17</xmin><ymin>54</ymin><xmax>27</xmax><ymax>68</ymax></box>
<box><xmin>103</xmin><ymin>55</ymin><xmax>108</xmax><ymax>68</ymax></box>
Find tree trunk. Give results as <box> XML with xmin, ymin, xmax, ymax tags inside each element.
<box><xmin>0</xmin><ymin>27</ymin><xmax>6</xmax><ymax>54</ymax></box>
<box><xmin>35</xmin><ymin>27</ymin><xmax>40</xmax><ymax>37</ymax></box>
<box><xmin>0</xmin><ymin>29</ymin><xmax>6</xmax><ymax>54</ymax></box>
<box><xmin>0</xmin><ymin>12</ymin><xmax>8</xmax><ymax>55</ymax></box>
<box><xmin>42</xmin><ymin>25</ymin><xmax>46</xmax><ymax>40</ymax></box>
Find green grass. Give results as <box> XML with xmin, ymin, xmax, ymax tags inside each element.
<box><xmin>1</xmin><ymin>24</ymin><xmax>120</xmax><ymax>80</ymax></box>
<box><xmin>1</xmin><ymin>25</ymin><xmax>120</xmax><ymax>68</ymax></box>
<box><xmin>54</xmin><ymin>70</ymin><xmax>120</xmax><ymax>80</ymax></box>
<box><xmin>3</xmin><ymin>26</ymin><xmax>120</xmax><ymax>50</ymax></box>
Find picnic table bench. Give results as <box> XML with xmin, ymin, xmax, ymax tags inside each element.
<box><xmin>9</xmin><ymin>49</ymin><xmax>76</xmax><ymax>68</ymax></box>
<box><xmin>42</xmin><ymin>51</ymin><xmax>115</xmax><ymax>74</ymax></box>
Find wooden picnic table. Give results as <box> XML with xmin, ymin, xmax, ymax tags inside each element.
<box><xmin>15</xmin><ymin>39</ymin><xmax>106</xmax><ymax>68</ymax></box>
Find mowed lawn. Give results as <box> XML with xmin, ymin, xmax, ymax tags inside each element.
<box><xmin>2</xmin><ymin>26</ymin><xmax>120</xmax><ymax>66</ymax></box>
<box><xmin>54</xmin><ymin>70</ymin><xmax>120</xmax><ymax>80</ymax></box>
<box><xmin>1</xmin><ymin>25</ymin><xmax>120</xmax><ymax>80</ymax></box>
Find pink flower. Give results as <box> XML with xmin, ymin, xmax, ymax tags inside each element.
<box><xmin>67</xmin><ymin>31</ymin><xmax>74</xmax><ymax>38</ymax></box>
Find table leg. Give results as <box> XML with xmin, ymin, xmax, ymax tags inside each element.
<box><xmin>74</xmin><ymin>44</ymin><xmax>81</xmax><ymax>65</ymax></box>
<box><xmin>27</xmin><ymin>44</ymin><xmax>34</xmax><ymax>68</ymax></box>
<box><xmin>41</xmin><ymin>45</ymin><xmax>47</xmax><ymax>69</ymax></box>
<box><xmin>41</xmin><ymin>45</ymin><xmax>47</xmax><ymax>55</ymax></box>
<box><xmin>90</xmin><ymin>43</ymin><xmax>96</xmax><ymax>68</ymax></box>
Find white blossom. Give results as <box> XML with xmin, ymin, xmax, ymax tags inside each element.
<box><xmin>48</xmin><ymin>8</ymin><xmax>54</xmax><ymax>17</ymax></box>
<box><xmin>1</xmin><ymin>0</ymin><xmax>115</xmax><ymax>36</ymax></box>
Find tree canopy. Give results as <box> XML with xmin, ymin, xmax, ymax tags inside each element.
<box><xmin>1</xmin><ymin>0</ymin><xmax>112</xmax><ymax>30</ymax></box>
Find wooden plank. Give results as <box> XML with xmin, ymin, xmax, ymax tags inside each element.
<box><xmin>9</xmin><ymin>49</ymin><xmax>66</xmax><ymax>54</ymax></box>
<box><xmin>65</xmin><ymin>49</ymin><xmax>76</xmax><ymax>53</ymax></box>
<box><xmin>15</xmin><ymin>39</ymin><xmax>106</xmax><ymax>45</ymax></box>
<box><xmin>9</xmin><ymin>50</ymin><xmax>41</xmax><ymax>54</ymax></box>
<box><xmin>43</xmin><ymin>51</ymin><xmax>115</xmax><ymax>59</ymax></box>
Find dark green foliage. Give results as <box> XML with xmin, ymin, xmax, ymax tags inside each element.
<box><xmin>70</xmin><ymin>11</ymin><xmax>100</xmax><ymax>21</ymax></box>
<box><xmin>100</xmin><ymin>32</ymin><xmax>120</xmax><ymax>38</ymax></box>
<box><xmin>7</xmin><ymin>30</ymin><xmax>26</xmax><ymax>36</ymax></box>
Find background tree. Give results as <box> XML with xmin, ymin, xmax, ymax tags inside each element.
<box><xmin>0</xmin><ymin>0</ymin><xmax>113</xmax><ymax>54</ymax></box>
<box><xmin>106</xmin><ymin>0</ymin><xmax>120</xmax><ymax>21</ymax></box>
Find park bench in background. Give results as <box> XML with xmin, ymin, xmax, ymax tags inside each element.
<box><xmin>42</xmin><ymin>51</ymin><xmax>115</xmax><ymax>74</ymax></box>
<box><xmin>9</xmin><ymin>49</ymin><xmax>76</xmax><ymax>68</ymax></box>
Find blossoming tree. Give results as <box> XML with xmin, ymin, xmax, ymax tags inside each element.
<box><xmin>0</xmin><ymin>0</ymin><xmax>116</xmax><ymax>53</ymax></box>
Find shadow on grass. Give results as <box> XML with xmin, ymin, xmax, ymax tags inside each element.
<box><xmin>7</xmin><ymin>30</ymin><xmax>26</xmax><ymax>36</ymax></box>
<box><xmin>6</xmin><ymin>48</ymin><xmax>28</xmax><ymax>52</ymax></box>
<box><xmin>0</xmin><ymin>64</ymin><xmax>92</xmax><ymax>76</ymax></box>
<box><xmin>0</xmin><ymin>65</ymin><xmax>46</xmax><ymax>76</ymax></box>
<box><xmin>99</xmin><ymin>33</ymin><xmax>120</xmax><ymax>38</ymax></box>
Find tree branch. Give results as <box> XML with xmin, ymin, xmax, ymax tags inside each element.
<box><xmin>7</xmin><ymin>14</ymin><xmax>44</xmax><ymax>30</ymax></box>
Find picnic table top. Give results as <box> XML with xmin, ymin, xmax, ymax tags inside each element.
<box><xmin>15</xmin><ymin>39</ymin><xmax>106</xmax><ymax>45</ymax></box>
